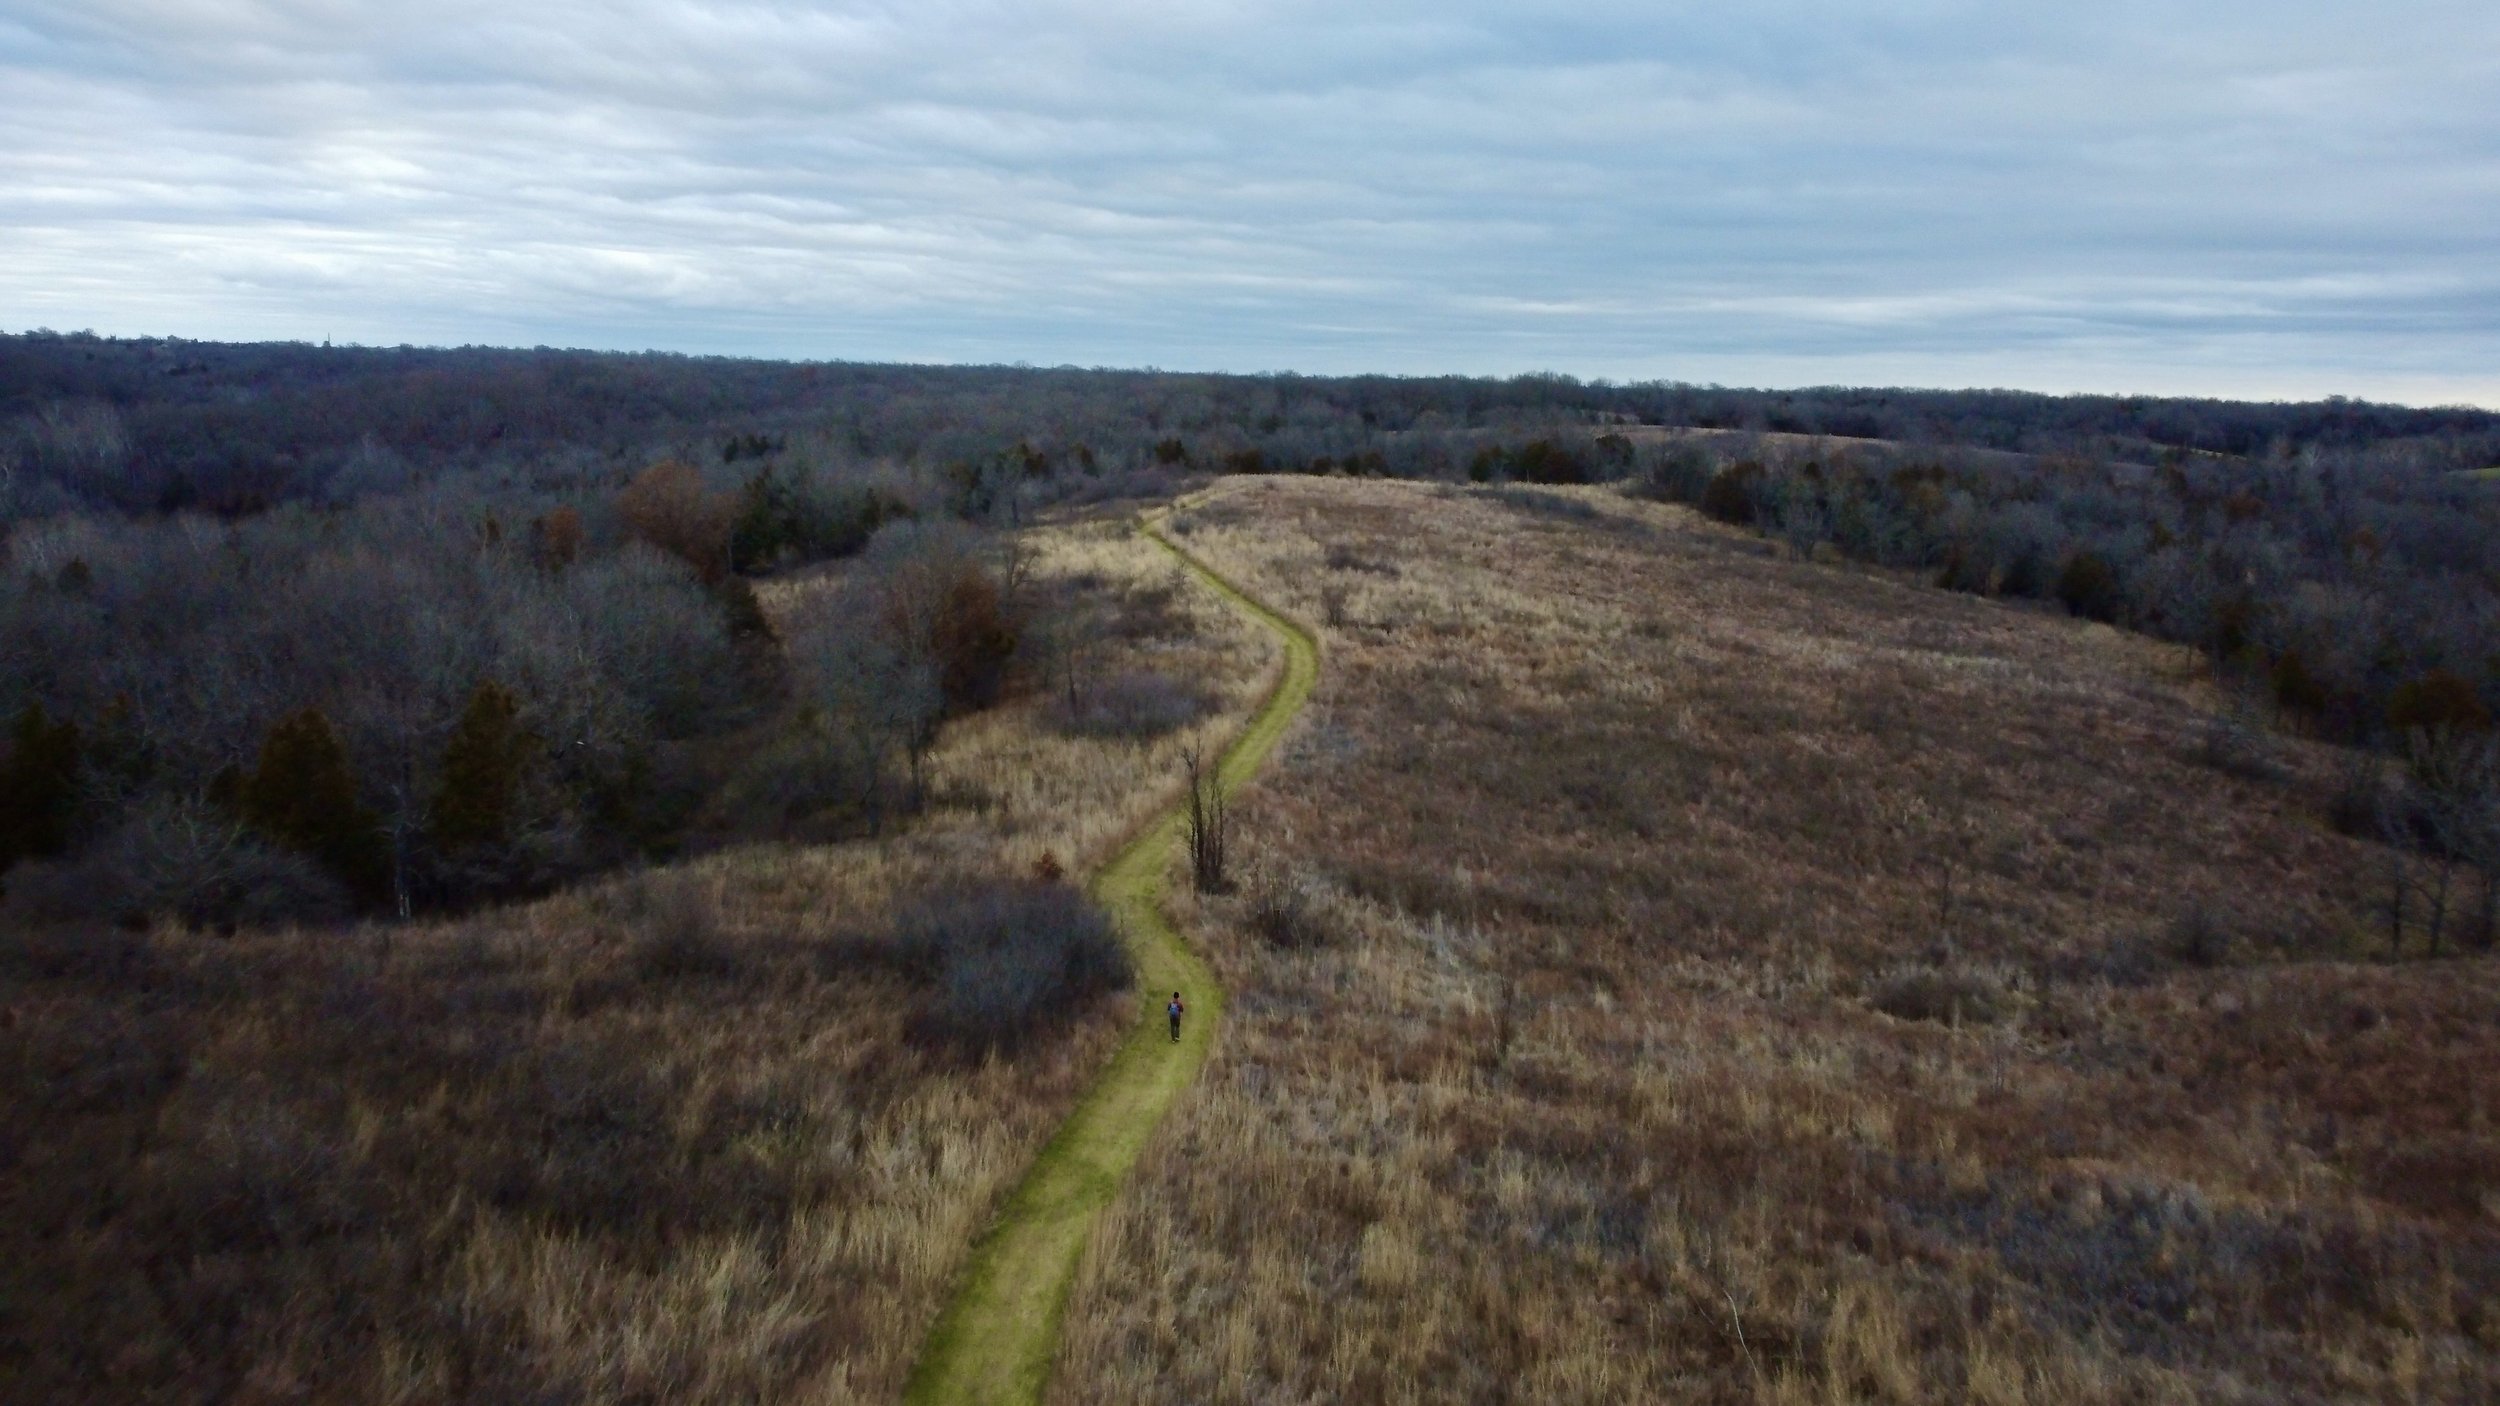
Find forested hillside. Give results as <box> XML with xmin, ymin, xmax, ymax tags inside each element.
<box><xmin>4</xmin><ymin>328</ymin><xmax>2496</xmax><ymax>926</ymax></box>
<box><xmin>6</xmin><ymin>330</ymin><xmax>2495</xmax><ymax>521</ymax></box>
<box><xmin>4</xmin><ymin>331</ymin><xmax>2498</xmax><ymax>1401</ymax></box>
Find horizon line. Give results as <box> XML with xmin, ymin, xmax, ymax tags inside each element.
<box><xmin>8</xmin><ymin>324</ymin><xmax>2495</xmax><ymax>415</ymax></box>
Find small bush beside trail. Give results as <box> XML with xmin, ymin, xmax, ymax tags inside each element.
<box><xmin>1053</xmin><ymin>671</ymin><xmax>1210</xmax><ymax>741</ymax></box>
<box><xmin>1247</xmin><ymin>868</ymin><xmax>1339</xmax><ymax>951</ymax></box>
<box><xmin>891</xmin><ymin>881</ymin><xmax>1131</xmax><ymax>1051</ymax></box>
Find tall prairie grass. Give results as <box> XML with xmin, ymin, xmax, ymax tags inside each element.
<box><xmin>1054</xmin><ymin>479</ymin><xmax>2500</xmax><ymax>1404</ymax></box>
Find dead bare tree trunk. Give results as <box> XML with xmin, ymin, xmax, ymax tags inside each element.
<box><xmin>2445</xmin><ymin>744</ymin><xmax>2499</xmax><ymax>954</ymax></box>
<box><xmin>387</xmin><ymin>776</ymin><xmax>415</xmax><ymax>921</ymax></box>
<box><xmin>1183</xmin><ymin>745</ymin><xmax>1229</xmax><ymax>894</ymax></box>
<box><xmin>2410</xmin><ymin>730</ymin><xmax>2498</xmax><ymax>960</ymax></box>
<box><xmin>2425</xmin><ymin>855</ymin><xmax>2454</xmax><ymax>958</ymax></box>
<box><xmin>1057</xmin><ymin>615</ymin><xmax>1087</xmax><ymax>713</ymax></box>
<box><xmin>2376</xmin><ymin>784</ymin><xmax>2411</xmax><ymax>958</ymax></box>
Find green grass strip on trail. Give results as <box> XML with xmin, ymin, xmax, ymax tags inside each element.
<box><xmin>904</xmin><ymin>507</ymin><xmax>1320</xmax><ymax>1406</ymax></box>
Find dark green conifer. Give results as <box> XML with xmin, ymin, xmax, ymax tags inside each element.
<box><xmin>244</xmin><ymin>707</ymin><xmax>388</xmax><ymax>903</ymax></box>
<box><xmin>0</xmin><ymin>702</ymin><xmax>82</xmax><ymax>872</ymax></box>
<box><xmin>430</xmin><ymin>682</ymin><xmax>524</xmax><ymax>850</ymax></box>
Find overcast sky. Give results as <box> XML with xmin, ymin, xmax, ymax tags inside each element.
<box><xmin>3</xmin><ymin>1</ymin><xmax>2495</xmax><ymax>402</ymax></box>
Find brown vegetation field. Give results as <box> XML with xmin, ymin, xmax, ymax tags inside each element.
<box><xmin>0</xmin><ymin>513</ymin><xmax>1274</xmax><ymax>1404</ymax></box>
<box><xmin>1053</xmin><ymin>478</ymin><xmax>2500</xmax><ymax>1403</ymax></box>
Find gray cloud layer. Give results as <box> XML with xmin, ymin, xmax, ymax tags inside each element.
<box><xmin>4</xmin><ymin>1</ymin><xmax>2495</xmax><ymax>401</ymax></box>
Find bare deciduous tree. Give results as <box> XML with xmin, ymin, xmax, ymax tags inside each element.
<box><xmin>1319</xmin><ymin>582</ymin><xmax>1350</xmax><ymax>629</ymax></box>
<box><xmin>2410</xmin><ymin>731</ymin><xmax>2500</xmax><ymax>957</ymax></box>
<box><xmin>1183</xmin><ymin>744</ymin><xmax>1229</xmax><ymax>893</ymax></box>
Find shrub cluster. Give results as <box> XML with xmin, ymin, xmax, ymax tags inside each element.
<box><xmin>889</xmin><ymin>880</ymin><xmax>1132</xmax><ymax>1051</ymax></box>
<box><xmin>0</xmin><ymin>893</ymin><xmax>833</xmax><ymax>1402</ymax></box>
<box><xmin>0</xmin><ymin>701</ymin><xmax>79</xmax><ymax>871</ymax></box>
<box><xmin>1247</xmin><ymin>868</ymin><xmax>1338</xmax><ymax>951</ymax></box>
<box><xmin>1051</xmin><ymin>670</ymin><xmax>1209</xmax><ymax>741</ymax></box>
<box><xmin>729</xmin><ymin>463</ymin><xmax>913</xmax><ymax>573</ymax></box>
<box><xmin>1870</xmin><ymin>964</ymin><xmax>2013</xmax><ymax>1026</ymax></box>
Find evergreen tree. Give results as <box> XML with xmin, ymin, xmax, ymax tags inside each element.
<box><xmin>2055</xmin><ymin>550</ymin><xmax>2122</xmax><ymax>622</ymax></box>
<box><xmin>731</xmin><ymin>463</ymin><xmax>798</xmax><ymax>571</ymax></box>
<box><xmin>430</xmin><ymin>682</ymin><xmax>525</xmax><ymax>851</ymax></box>
<box><xmin>0</xmin><ymin>702</ymin><xmax>82</xmax><ymax>873</ymax></box>
<box><xmin>715</xmin><ymin>577</ymin><xmax>778</xmax><ymax>649</ymax></box>
<box><xmin>244</xmin><ymin>707</ymin><xmax>388</xmax><ymax>903</ymax></box>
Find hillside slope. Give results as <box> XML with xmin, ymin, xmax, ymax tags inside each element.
<box><xmin>1053</xmin><ymin>478</ymin><xmax>2500</xmax><ymax>1403</ymax></box>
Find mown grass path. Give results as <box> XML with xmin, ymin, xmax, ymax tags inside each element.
<box><xmin>903</xmin><ymin>507</ymin><xmax>1320</xmax><ymax>1406</ymax></box>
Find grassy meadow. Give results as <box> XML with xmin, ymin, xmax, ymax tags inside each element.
<box><xmin>1052</xmin><ymin>478</ymin><xmax>2500</xmax><ymax>1404</ymax></box>
<box><xmin>7</xmin><ymin>472</ymin><xmax>2496</xmax><ymax>1404</ymax></box>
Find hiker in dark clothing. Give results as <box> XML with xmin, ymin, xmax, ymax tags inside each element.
<box><xmin>1168</xmin><ymin>991</ymin><xmax>1185</xmax><ymax>1043</ymax></box>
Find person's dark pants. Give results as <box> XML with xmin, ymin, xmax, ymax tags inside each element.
<box><xmin>1169</xmin><ymin>1015</ymin><xmax>1181</xmax><ymax>1042</ymax></box>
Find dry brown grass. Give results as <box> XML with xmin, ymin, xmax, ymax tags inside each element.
<box><xmin>1055</xmin><ymin>478</ymin><xmax>2500</xmax><ymax>1403</ymax></box>
<box><xmin>0</xmin><ymin>512</ymin><xmax>1274</xmax><ymax>1405</ymax></box>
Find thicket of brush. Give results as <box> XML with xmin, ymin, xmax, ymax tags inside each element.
<box><xmin>889</xmin><ymin>881</ymin><xmax>1133</xmax><ymax>1051</ymax></box>
<box><xmin>0</xmin><ymin>459</ymin><xmax>1046</xmax><ymax>924</ymax></box>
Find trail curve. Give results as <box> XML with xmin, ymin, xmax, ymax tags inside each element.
<box><xmin>904</xmin><ymin>503</ymin><xmax>1319</xmax><ymax>1406</ymax></box>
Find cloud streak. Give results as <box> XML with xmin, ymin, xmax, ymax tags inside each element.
<box><xmin>3</xmin><ymin>0</ymin><xmax>2495</xmax><ymax>401</ymax></box>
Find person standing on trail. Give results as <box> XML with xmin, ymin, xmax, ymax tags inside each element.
<box><xmin>1168</xmin><ymin>991</ymin><xmax>1185</xmax><ymax>1043</ymax></box>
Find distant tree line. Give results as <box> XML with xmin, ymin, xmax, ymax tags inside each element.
<box><xmin>7</xmin><ymin>330</ymin><xmax>2494</xmax><ymax>527</ymax></box>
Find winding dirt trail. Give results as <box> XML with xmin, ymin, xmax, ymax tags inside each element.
<box><xmin>903</xmin><ymin>505</ymin><xmax>1320</xmax><ymax>1406</ymax></box>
